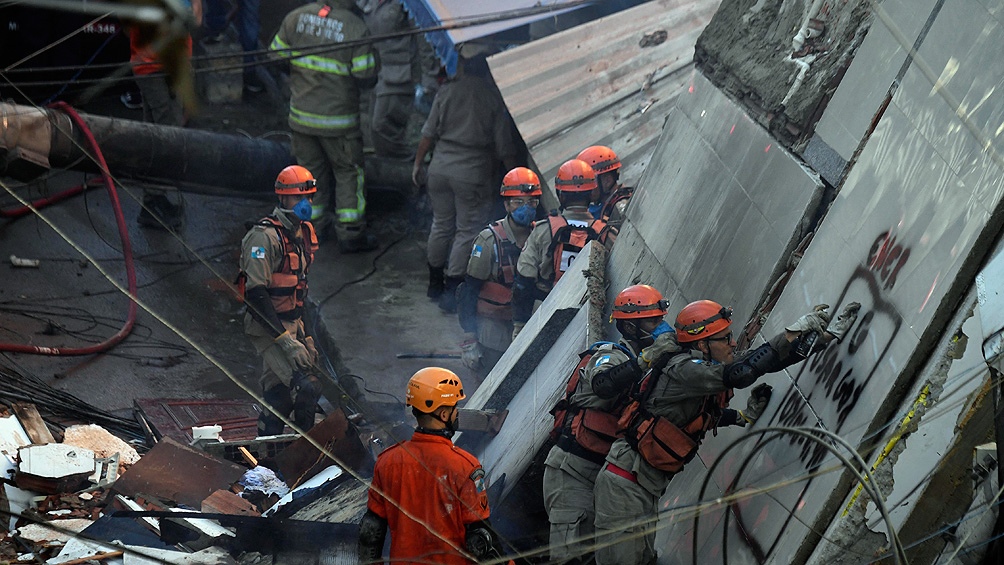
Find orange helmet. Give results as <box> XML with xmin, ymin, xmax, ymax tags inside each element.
<box><xmin>612</xmin><ymin>284</ymin><xmax>669</xmax><ymax>320</ymax></box>
<box><xmin>500</xmin><ymin>167</ymin><xmax>542</xmax><ymax>197</ymax></box>
<box><xmin>675</xmin><ymin>300</ymin><xmax>733</xmax><ymax>343</ymax></box>
<box><xmin>577</xmin><ymin>145</ymin><xmax>621</xmax><ymax>175</ymax></box>
<box><xmin>275</xmin><ymin>165</ymin><xmax>317</xmax><ymax>196</ymax></box>
<box><xmin>554</xmin><ymin>159</ymin><xmax>597</xmax><ymax>193</ymax></box>
<box><xmin>405</xmin><ymin>367</ymin><xmax>466</xmax><ymax>413</ymax></box>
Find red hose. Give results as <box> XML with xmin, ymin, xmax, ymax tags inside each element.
<box><xmin>0</xmin><ymin>178</ymin><xmax>99</xmax><ymax>218</ymax></box>
<box><xmin>0</xmin><ymin>102</ymin><xmax>138</xmax><ymax>355</ymax></box>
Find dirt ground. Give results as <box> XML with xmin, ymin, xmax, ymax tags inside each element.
<box><xmin>0</xmin><ymin>71</ymin><xmax>480</xmax><ymax>433</ymax></box>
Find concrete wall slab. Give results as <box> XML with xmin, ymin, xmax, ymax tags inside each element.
<box><xmin>680</xmin><ymin>1</ymin><xmax>1004</xmax><ymax>557</ymax></box>
<box><xmin>612</xmin><ymin>72</ymin><xmax>822</xmax><ymax>323</ymax></box>
<box><xmin>814</xmin><ymin>0</ymin><xmax>942</xmax><ymax>161</ymax></box>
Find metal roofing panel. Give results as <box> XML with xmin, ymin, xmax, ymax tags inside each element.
<box><xmin>489</xmin><ymin>0</ymin><xmax>719</xmax><ymax>209</ymax></box>
<box><xmin>402</xmin><ymin>0</ymin><xmax>583</xmax><ymax>76</ymax></box>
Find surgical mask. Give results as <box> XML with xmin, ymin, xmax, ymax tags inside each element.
<box><xmin>510</xmin><ymin>204</ymin><xmax>536</xmax><ymax>226</ymax></box>
<box><xmin>292</xmin><ymin>197</ymin><xmax>313</xmax><ymax>222</ymax></box>
<box><xmin>588</xmin><ymin>202</ymin><xmax>603</xmax><ymax>219</ymax></box>
<box><xmin>651</xmin><ymin>321</ymin><xmax>674</xmax><ymax>338</ymax></box>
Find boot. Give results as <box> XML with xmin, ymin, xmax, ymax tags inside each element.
<box><xmin>439</xmin><ymin>276</ymin><xmax>463</xmax><ymax>313</ymax></box>
<box><xmin>337</xmin><ymin>226</ymin><xmax>379</xmax><ymax>254</ymax></box>
<box><xmin>427</xmin><ymin>264</ymin><xmax>445</xmax><ymax>299</ymax></box>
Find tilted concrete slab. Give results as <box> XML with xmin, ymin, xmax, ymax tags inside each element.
<box><xmin>813</xmin><ymin>0</ymin><xmax>943</xmax><ymax>162</ymax></box>
<box><xmin>607</xmin><ymin>71</ymin><xmax>824</xmax><ymax>323</ymax></box>
<box><xmin>459</xmin><ymin>242</ymin><xmax>597</xmax><ymax>499</ymax></box>
<box><xmin>668</xmin><ymin>0</ymin><xmax>1004</xmax><ymax>561</ymax></box>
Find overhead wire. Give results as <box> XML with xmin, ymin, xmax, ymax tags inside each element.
<box><xmin>7</xmin><ymin>1</ymin><xmax>1003</xmax><ymax>561</ymax></box>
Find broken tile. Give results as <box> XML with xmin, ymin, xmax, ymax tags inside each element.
<box><xmin>62</xmin><ymin>425</ymin><xmax>140</xmax><ymax>474</ymax></box>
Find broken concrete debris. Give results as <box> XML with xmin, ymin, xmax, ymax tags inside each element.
<box><xmin>0</xmin><ymin>401</ymin><xmax>366</xmax><ymax>564</ymax></box>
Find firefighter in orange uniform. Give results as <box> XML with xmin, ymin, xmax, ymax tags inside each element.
<box><xmin>590</xmin><ymin>299</ymin><xmax>860</xmax><ymax>564</ymax></box>
<box><xmin>239</xmin><ymin>165</ymin><xmax>322</xmax><ymax>436</ymax></box>
<box><xmin>358</xmin><ymin>367</ymin><xmax>507</xmax><ymax>564</ymax></box>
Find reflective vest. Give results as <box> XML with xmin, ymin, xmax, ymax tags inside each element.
<box><xmin>549</xmin><ymin>343</ymin><xmax>632</xmax><ymax>464</ymax></box>
<box><xmin>476</xmin><ymin>220</ymin><xmax>521</xmax><ymax>320</ymax></box>
<box><xmin>545</xmin><ymin>215</ymin><xmax>610</xmax><ymax>284</ymax></box>
<box><xmin>599</xmin><ymin>185</ymin><xmax>633</xmax><ymax>222</ymax></box>
<box><xmin>239</xmin><ymin>217</ymin><xmax>318</xmax><ymax>321</ymax></box>
<box><xmin>617</xmin><ymin>359</ymin><xmax>733</xmax><ymax>473</ymax></box>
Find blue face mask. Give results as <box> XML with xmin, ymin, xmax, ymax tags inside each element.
<box><xmin>292</xmin><ymin>197</ymin><xmax>313</xmax><ymax>222</ymax></box>
<box><xmin>510</xmin><ymin>204</ymin><xmax>536</xmax><ymax>227</ymax></box>
<box><xmin>588</xmin><ymin>202</ymin><xmax>603</xmax><ymax>219</ymax></box>
<box><xmin>650</xmin><ymin>321</ymin><xmax>674</xmax><ymax>338</ymax></box>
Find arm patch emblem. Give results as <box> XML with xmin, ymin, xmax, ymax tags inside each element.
<box><xmin>470</xmin><ymin>468</ymin><xmax>487</xmax><ymax>493</ymax></box>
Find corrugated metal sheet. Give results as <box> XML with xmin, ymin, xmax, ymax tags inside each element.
<box><xmin>489</xmin><ymin>0</ymin><xmax>719</xmax><ymax>210</ymax></box>
<box><xmin>402</xmin><ymin>0</ymin><xmax>583</xmax><ymax>76</ymax></box>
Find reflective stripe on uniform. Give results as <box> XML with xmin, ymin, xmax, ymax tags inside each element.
<box><xmin>290</xmin><ymin>106</ymin><xmax>359</xmax><ymax>129</ymax></box>
<box><xmin>291</xmin><ymin>53</ymin><xmax>351</xmax><ymax>75</ymax></box>
<box><xmin>271</xmin><ymin>35</ymin><xmax>356</xmax><ymax>76</ymax></box>
<box><xmin>310</xmin><ymin>204</ymin><xmax>325</xmax><ymax>220</ymax></box>
<box><xmin>351</xmin><ymin>53</ymin><xmax>376</xmax><ymax>74</ymax></box>
<box><xmin>336</xmin><ymin>164</ymin><xmax>366</xmax><ymax>223</ymax></box>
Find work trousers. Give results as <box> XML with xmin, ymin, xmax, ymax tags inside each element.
<box><xmin>292</xmin><ymin>131</ymin><xmax>366</xmax><ymax>238</ymax></box>
<box><xmin>543</xmin><ymin>446</ymin><xmax>603</xmax><ymax>563</ymax></box>
<box><xmin>136</xmin><ymin>74</ymin><xmax>184</xmax><ymax>204</ymax></box>
<box><xmin>371</xmin><ymin>92</ymin><xmax>413</xmax><ymax>158</ymax></box>
<box><xmin>593</xmin><ymin>465</ymin><xmax>659</xmax><ymax>565</ymax></box>
<box><xmin>426</xmin><ymin>172</ymin><xmax>495</xmax><ymax>278</ymax></box>
<box><xmin>247</xmin><ymin>319</ymin><xmax>320</xmax><ymax>436</ymax></box>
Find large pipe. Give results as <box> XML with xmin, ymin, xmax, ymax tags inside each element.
<box><xmin>0</xmin><ymin>102</ymin><xmax>412</xmax><ymax>194</ymax></box>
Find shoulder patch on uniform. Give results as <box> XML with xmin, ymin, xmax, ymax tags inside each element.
<box><xmin>250</xmin><ymin>246</ymin><xmax>266</xmax><ymax>259</ymax></box>
<box><xmin>470</xmin><ymin>468</ymin><xmax>487</xmax><ymax>493</ymax></box>
<box><xmin>592</xmin><ymin>354</ymin><xmax>611</xmax><ymax>368</ymax></box>
<box><xmin>472</xmin><ymin>244</ymin><xmax>482</xmax><ymax>258</ymax></box>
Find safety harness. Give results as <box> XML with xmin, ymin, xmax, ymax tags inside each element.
<box><xmin>599</xmin><ymin>185</ymin><xmax>634</xmax><ymax>222</ymax></box>
<box><xmin>545</xmin><ymin>215</ymin><xmax>610</xmax><ymax>284</ymax></box>
<box><xmin>476</xmin><ymin>220</ymin><xmax>522</xmax><ymax>320</ymax></box>
<box><xmin>616</xmin><ymin>355</ymin><xmax>733</xmax><ymax>473</ymax></box>
<box><xmin>549</xmin><ymin>342</ymin><xmax>633</xmax><ymax>464</ymax></box>
<box><xmin>236</xmin><ymin>217</ymin><xmax>317</xmax><ymax>321</ymax></box>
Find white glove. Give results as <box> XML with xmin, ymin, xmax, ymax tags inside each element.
<box><xmin>639</xmin><ymin>332</ymin><xmax>681</xmax><ymax>369</ymax></box>
<box><xmin>275</xmin><ymin>331</ymin><xmax>312</xmax><ymax>370</ymax></box>
<box><xmin>512</xmin><ymin>322</ymin><xmax>525</xmax><ymax>342</ymax></box>
<box><xmin>460</xmin><ymin>338</ymin><xmax>483</xmax><ymax>371</ymax></box>
<box><xmin>826</xmin><ymin>302</ymin><xmax>861</xmax><ymax>342</ymax></box>
<box><xmin>785</xmin><ymin>304</ymin><xmax>831</xmax><ymax>334</ymax></box>
<box><xmin>303</xmin><ymin>336</ymin><xmax>319</xmax><ymax>364</ymax></box>
<box><xmin>739</xmin><ymin>383</ymin><xmax>773</xmax><ymax>426</ymax></box>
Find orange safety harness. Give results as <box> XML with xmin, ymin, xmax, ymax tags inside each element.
<box><xmin>236</xmin><ymin>217</ymin><xmax>317</xmax><ymax>321</ymax></box>
<box><xmin>545</xmin><ymin>215</ymin><xmax>610</xmax><ymax>284</ymax></box>
<box><xmin>549</xmin><ymin>343</ymin><xmax>633</xmax><ymax>464</ymax></box>
<box><xmin>617</xmin><ymin>357</ymin><xmax>733</xmax><ymax>473</ymax></box>
<box><xmin>476</xmin><ymin>220</ymin><xmax>521</xmax><ymax>320</ymax></box>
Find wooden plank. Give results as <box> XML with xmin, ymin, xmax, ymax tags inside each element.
<box><xmin>12</xmin><ymin>402</ymin><xmax>55</xmax><ymax>445</ymax></box>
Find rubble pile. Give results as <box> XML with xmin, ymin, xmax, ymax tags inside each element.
<box><xmin>0</xmin><ymin>401</ymin><xmax>369</xmax><ymax>565</ymax></box>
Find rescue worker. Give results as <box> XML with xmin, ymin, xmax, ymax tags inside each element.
<box><xmin>270</xmin><ymin>0</ymin><xmax>379</xmax><ymax>253</ymax></box>
<box><xmin>543</xmin><ymin>284</ymin><xmax>675</xmax><ymax>563</ymax></box>
<box><xmin>413</xmin><ymin>43</ymin><xmax>519</xmax><ymax>313</ymax></box>
<box><xmin>456</xmin><ymin>167</ymin><xmax>541</xmax><ymax>375</ymax></box>
<box><xmin>590</xmin><ymin>299</ymin><xmax>861</xmax><ymax>564</ymax></box>
<box><xmin>359</xmin><ymin>367</ymin><xmax>506</xmax><ymax>564</ymax></box>
<box><xmin>128</xmin><ymin>0</ymin><xmax>201</xmax><ymax>229</ymax></box>
<box><xmin>511</xmin><ymin>159</ymin><xmax>613</xmax><ymax>339</ymax></box>
<box><xmin>359</xmin><ymin>0</ymin><xmax>437</xmax><ymax>159</ymax></box>
<box><xmin>238</xmin><ymin>165</ymin><xmax>323</xmax><ymax>436</ymax></box>
<box><xmin>577</xmin><ymin>145</ymin><xmax>632</xmax><ymax>232</ymax></box>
